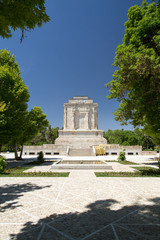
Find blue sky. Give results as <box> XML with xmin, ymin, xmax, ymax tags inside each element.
<box><xmin>0</xmin><ymin>0</ymin><xmax>147</xmax><ymax>131</ymax></box>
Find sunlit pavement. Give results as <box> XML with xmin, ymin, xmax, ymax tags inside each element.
<box><xmin>0</xmin><ymin>171</ymin><xmax>160</xmax><ymax>239</ymax></box>
<box><xmin>0</xmin><ymin>154</ymin><xmax>160</xmax><ymax>239</ymax></box>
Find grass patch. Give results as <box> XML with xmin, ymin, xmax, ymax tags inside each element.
<box><xmin>0</xmin><ymin>166</ymin><xmax>69</xmax><ymax>177</ymax></box>
<box><xmin>95</xmin><ymin>167</ymin><xmax>160</xmax><ymax>177</ymax></box>
<box><xmin>118</xmin><ymin>160</ymin><xmax>139</xmax><ymax>165</ymax></box>
<box><xmin>105</xmin><ymin>160</ymin><xmax>117</xmax><ymax>162</ymax></box>
<box><xmin>24</xmin><ymin>160</ymin><xmax>56</xmax><ymax>166</ymax></box>
<box><xmin>132</xmin><ymin>166</ymin><xmax>160</xmax><ymax>176</ymax></box>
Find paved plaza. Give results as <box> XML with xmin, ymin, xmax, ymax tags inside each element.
<box><xmin>0</xmin><ymin>154</ymin><xmax>160</xmax><ymax>240</ymax></box>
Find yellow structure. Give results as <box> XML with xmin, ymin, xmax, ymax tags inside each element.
<box><xmin>94</xmin><ymin>146</ymin><xmax>106</xmax><ymax>155</ymax></box>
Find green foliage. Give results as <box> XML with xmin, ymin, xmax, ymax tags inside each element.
<box><xmin>0</xmin><ymin>101</ymin><xmax>6</xmax><ymax>112</ymax></box>
<box><xmin>46</xmin><ymin>126</ymin><xmax>59</xmax><ymax>144</ymax></box>
<box><xmin>118</xmin><ymin>151</ymin><xmax>126</xmax><ymax>161</ymax></box>
<box><xmin>0</xmin><ymin>49</ymin><xmax>30</xmax><ymax>145</ymax></box>
<box><xmin>37</xmin><ymin>151</ymin><xmax>44</xmax><ymax>163</ymax></box>
<box><xmin>25</xmin><ymin>126</ymin><xmax>59</xmax><ymax>145</ymax></box>
<box><xmin>0</xmin><ymin>50</ymin><xmax>49</xmax><ymax>159</ymax></box>
<box><xmin>0</xmin><ymin>166</ymin><xmax>69</xmax><ymax>177</ymax></box>
<box><xmin>0</xmin><ymin>156</ymin><xmax>7</xmax><ymax>173</ymax></box>
<box><xmin>103</xmin><ymin>128</ymin><xmax>155</xmax><ymax>150</ymax></box>
<box><xmin>1</xmin><ymin>146</ymin><xmax>6</xmax><ymax>152</ymax></box>
<box><xmin>20</xmin><ymin>106</ymin><xmax>49</xmax><ymax>146</ymax></box>
<box><xmin>118</xmin><ymin>160</ymin><xmax>139</xmax><ymax>165</ymax></box>
<box><xmin>0</xmin><ymin>0</ymin><xmax>50</xmax><ymax>41</ymax></box>
<box><xmin>104</xmin><ymin>129</ymin><xmax>140</xmax><ymax>146</ymax></box>
<box><xmin>95</xmin><ymin>168</ymin><xmax>160</xmax><ymax>177</ymax></box>
<box><xmin>106</xmin><ymin>1</ymin><xmax>160</xmax><ymax>145</ymax></box>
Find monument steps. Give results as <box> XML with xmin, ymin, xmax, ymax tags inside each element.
<box><xmin>69</xmin><ymin>148</ymin><xmax>95</xmax><ymax>156</ymax></box>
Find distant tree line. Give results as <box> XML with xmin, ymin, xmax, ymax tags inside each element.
<box><xmin>25</xmin><ymin>126</ymin><xmax>59</xmax><ymax>146</ymax></box>
<box><xmin>1</xmin><ymin>126</ymin><xmax>59</xmax><ymax>151</ymax></box>
<box><xmin>103</xmin><ymin>128</ymin><xmax>155</xmax><ymax>150</ymax></box>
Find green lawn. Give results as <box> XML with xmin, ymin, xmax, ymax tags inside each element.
<box><xmin>0</xmin><ymin>166</ymin><xmax>69</xmax><ymax>177</ymax></box>
<box><xmin>24</xmin><ymin>160</ymin><xmax>57</xmax><ymax>166</ymax></box>
<box><xmin>95</xmin><ymin>167</ymin><xmax>160</xmax><ymax>177</ymax></box>
<box><xmin>105</xmin><ymin>160</ymin><xmax>139</xmax><ymax>165</ymax></box>
<box><xmin>118</xmin><ymin>160</ymin><xmax>139</xmax><ymax>165</ymax></box>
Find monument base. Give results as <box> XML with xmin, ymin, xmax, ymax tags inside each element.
<box><xmin>55</xmin><ymin>130</ymin><xmax>107</xmax><ymax>149</ymax></box>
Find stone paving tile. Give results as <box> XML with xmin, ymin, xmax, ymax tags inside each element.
<box><xmin>118</xmin><ymin>178</ymin><xmax>160</xmax><ymax>199</ymax></box>
<box><xmin>115</xmin><ymin>224</ymin><xmax>160</xmax><ymax>240</ymax></box>
<box><xmin>38</xmin><ymin>225</ymin><xmax>69</xmax><ymax>240</ymax></box>
<box><xmin>49</xmin><ymin>211</ymin><xmax>110</xmax><ymax>240</ymax></box>
<box><xmin>75</xmin><ymin>189</ymin><xmax>99</xmax><ymax>201</ymax></box>
<box><xmin>113</xmin><ymin>225</ymin><xmax>147</xmax><ymax>240</ymax></box>
<box><xmin>26</xmin><ymin>202</ymin><xmax>76</xmax><ymax>223</ymax></box>
<box><xmin>57</xmin><ymin>195</ymin><xmax>93</xmax><ymax>212</ymax></box>
<box><xmin>116</xmin><ymin>207</ymin><xmax>160</xmax><ymax>224</ymax></box>
<box><xmin>53</xmin><ymin>191</ymin><xmax>75</xmax><ymax>202</ymax></box>
<box><xmin>0</xmin><ymin>224</ymin><xmax>27</xmax><ymax>240</ymax></box>
<box><xmin>2</xmin><ymin>193</ymin><xmax>47</xmax><ymax>211</ymax></box>
<box><xmin>84</xmin><ymin>226</ymin><xmax>116</xmax><ymax>240</ymax></box>
<box><xmin>10</xmin><ymin>226</ymin><xmax>42</xmax><ymax>240</ymax></box>
<box><xmin>11</xmin><ymin>224</ymin><xmax>71</xmax><ymax>240</ymax></box>
<box><xmin>0</xmin><ymin>210</ymin><xmax>39</xmax><ymax>224</ymax></box>
<box><xmin>0</xmin><ymin>205</ymin><xmax>22</xmax><ymax>216</ymax></box>
<box><xmin>30</xmin><ymin>189</ymin><xmax>60</xmax><ymax>202</ymax></box>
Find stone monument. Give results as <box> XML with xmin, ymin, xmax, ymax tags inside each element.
<box><xmin>55</xmin><ymin>96</ymin><xmax>107</xmax><ymax>152</ymax></box>
<box><xmin>23</xmin><ymin>96</ymin><xmax>142</xmax><ymax>156</ymax></box>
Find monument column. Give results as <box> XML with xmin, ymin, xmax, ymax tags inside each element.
<box><xmin>72</xmin><ymin>109</ymin><xmax>76</xmax><ymax>129</ymax></box>
<box><xmin>87</xmin><ymin>111</ymin><xmax>90</xmax><ymax>130</ymax></box>
<box><xmin>92</xmin><ymin>109</ymin><xmax>95</xmax><ymax>129</ymax></box>
<box><xmin>94</xmin><ymin>107</ymin><xmax>98</xmax><ymax>129</ymax></box>
<box><xmin>64</xmin><ymin>106</ymin><xmax>67</xmax><ymax>129</ymax></box>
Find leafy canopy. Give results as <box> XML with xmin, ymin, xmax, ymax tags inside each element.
<box><xmin>20</xmin><ymin>106</ymin><xmax>49</xmax><ymax>145</ymax></box>
<box><xmin>0</xmin><ymin>50</ymin><xmax>49</xmax><ymax>156</ymax></box>
<box><xmin>103</xmin><ymin>128</ymin><xmax>155</xmax><ymax>150</ymax></box>
<box><xmin>0</xmin><ymin>0</ymin><xmax>50</xmax><ymax>41</ymax></box>
<box><xmin>0</xmin><ymin>49</ymin><xmax>30</xmax><ymax>144</ymax></box>
<box><xmin>106</xmin><ymin>0</ymin><xmax>160</xmax><ymax>144</ymax></box>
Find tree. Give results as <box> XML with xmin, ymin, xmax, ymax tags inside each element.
<box><xmin>106</xmin><ymin>0</ymin><xmax>160</xmax><ymax>152</ymax></box>
<box><xmin>16</xmin><ymin>106</ymin><xmax>49</xmax><ymax>159</ymax></box>
<box><xmin>103</xmin><ymin>128</ymin><xmax>155</xmax><ymax>150</ymax></box>
<box><xmin>0</xmin><ymin>50</ymin><xmax>49</xmax><ymax>159</ymax></box>
<box><xmin>46</xmin><ymin>126</ymin><xmax>59</xmax><ymax>144</ymax></box>
<box><xmin>0</xmin><ymin>0</ymin><xmax>50</xmax><ymax>42</ymax></box>
<box><xmin>104</xmin><ymin>129</ymin><xmax>139</xmax><ymax>146</ymax></box>
<box><xmin>0</xmin><ymin>49</ymin><xmax>30</xmax><ymax>154</ymax></box>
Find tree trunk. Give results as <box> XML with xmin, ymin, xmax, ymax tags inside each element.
<box><xmin>0</xmin><ymin>144</ymin><xmax>2</xmax><ymax>154</ymax></box>
<box><xmin>14</xmin><ymin>142</ymin><xmax>19</xmax><ymax>160</ymax></box>
<box><xmin>158</xmin><ymin>145</ymin><xmax>160</xmax><ymax>158</ymax></box>
<box><xmin>14</xmin><ymin>142</ymin><xmax>22</xmax><ymax>160</ymax></box>
<box><xmin>19</xmin><ymin>144</ymin><xmax>23</xmax><ymax>159</ymax></box>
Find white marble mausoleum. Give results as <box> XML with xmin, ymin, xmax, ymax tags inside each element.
<box><xmin>23</xmin><ymin>96</ymin><xmax>142</xmax><ymax>156</ymax></box>
<box><xmin>55</xmin><ymin>96</ymin><xmax>107</xmax><ymax>149</ymax></box>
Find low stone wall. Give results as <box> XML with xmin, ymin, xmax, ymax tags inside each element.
<box><xmin>142</xmin><ymin>151</ymin><xmax>157</xmax><ymax>155</ymax></box>
<box><xmin>104</xmin><ymin>145</ymin><xmax>142</xmax><ymax>156</ymax></box>
<box><xmin>23</xmin><ymin>145</ymin><xmax>68</xmax><ymax>156</ymax></box>
<box><xmin>23</xmin><ymin>144</ymin><xmax>142</xmax><ymax>156</ymax></box>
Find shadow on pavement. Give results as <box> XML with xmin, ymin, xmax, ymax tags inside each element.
<box><xmin>0</xmin><ymin>183</ymin><xmax>51</xmax><ymax>212</ymax></box>
<box><xmin>9</xmin><ymin>197</ymin><xmax>160</xmax><ymax>240</ymax></box>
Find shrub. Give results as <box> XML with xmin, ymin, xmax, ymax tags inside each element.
<box><xmin>1</xmin><ymin>146</ymin><xmax>7</xmax><ymax>152</ymax></box>
<box><xmin>118</xmin><ymin>151</ymin><xmax>126</xmax><ymax>161</ymax></box>
<box><xmin>157</xmin><ymin>158</ymin><xmax>160</xmax><ymax>170</ymax></box>
<box><xmin>37</xmin><ymin>151</ymin><xmax>44</xmax><ymax>163</ymax></box>
<box><xmin>0</xmin><ymin>156</ymin><xmax>7</xmax><ymax>173</ymax></box>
